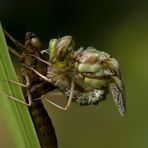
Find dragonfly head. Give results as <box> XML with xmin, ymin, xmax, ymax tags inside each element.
<box><xmin>25</xmin><ymin>32</ymin><xmax>42</xmax><ymax>53</ymax></box>
<box><xmin>49</xmin><ymin>36</ymin><xmax>75</xmax><ymax>68</ymax></box>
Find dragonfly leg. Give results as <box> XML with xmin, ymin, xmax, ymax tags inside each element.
<box><xmin>4</xmin><ymin>30</ymin><xmax>24</xmax><ymax>60</ymax></box>
<box><xmin>42</xmin><ymin>96</ymin><xmax>68</xmax><ymax>110</ymax></box>
<box><xmin>29</xmin><ymin>54</ymin><xmax>52</xmax><ymax>66</ymax></box>
<box><xmin>6</xmin><ymin>79</ymin><xmax>26</xmax><ymax>87</ymax></box>
<box><xmin>64</xmin><ymin>79</ymin><xmax>75</xmax><ymax>110</ymax></box>
<box><xmin>22</xmin><ymin>69</ymin><xmax>32</xmax><ymax>106</ymax></box>
<box><xmin>8</xmin><ymin>46</ymin><xmax>22</xmax><ymax>61</ymax></box>
<box><xmin>42</xmin><ymin>79</ymin><xmax>75</xmax><ymax>110</ymax></box>
<box><xmin>25</xmin><ymin>87</ymin><xmax>32</xmax><ymax>106</ymax></box>
<box><xmin>4</xmin><ymin>93</ymin><xmax>31</xmax><ymax>106</ymax></box>
<box><xmin>3</xmin><ymin>84</ymin><xmax>32</xmax><ymax>106</ymax></box>
<box><xmin>4</xmin><ymin>69</ymin><xmax>32</xmax><ymax>106</ymax></box>
<box><xmin>23</xmin><ymin>64</ymin><xmax>52</xmax><ymax>83</ymax></box>
<box><xmin>4</xmin><ymin>29</ymin><xmax>25</xmax><ymax>50</ymax></box>
<box><xmin>5</xmin><ymin>68</ymin><xmax>30</xmax><ymax>88</ymax></box>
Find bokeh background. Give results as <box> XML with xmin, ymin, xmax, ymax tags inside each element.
<box><xmin>0</xmin><ymin>0</ymin><xmax>148</xmax><ymax>148</ymax></box>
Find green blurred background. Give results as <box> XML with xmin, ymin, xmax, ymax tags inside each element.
<box><xmin>0</xmin><ymin>0</ymin><xmax>148</xmax><ymax>148</ymax></box>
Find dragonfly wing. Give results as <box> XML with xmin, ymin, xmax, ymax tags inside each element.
<box><xmin>109</xmin><ymin>76</ymin><xmax>126</xmax><ymax>116</ymax></box>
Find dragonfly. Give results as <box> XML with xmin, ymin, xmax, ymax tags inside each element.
<box><xmin>25</xmin><ymin>36</ymin><xmax>126</xmax><ymax>116</ymax></box>
<box><xmin>4</xmin><ymin>30</ymin><xmax>58</xmax><ymax>148</ymax></box>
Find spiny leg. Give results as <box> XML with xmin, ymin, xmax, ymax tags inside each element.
<box><xmin>23</xmin><ymin>63</ymin><xmax>75</xmax><ymax>109</ymax></box>
<box><xmin>29</xmin><ymin>54</ymin><xmax>52</xmax><ymax>66</ymax></box>
<box><xmin>6</xmin><ymin>79</ymin><xmax>26</xmax><ymax>88</ymax></box>
<box><xmin>64</xmin><ymin>79</ymin><xmax>75</xmax><ymax>109</ymax></box>
<box><xmin>24</xmin><ymin>69</ymin><xmax>32</xmax><ymax>106</ymax></box>
<box><xmin>42</xmin><ymin>79</ymin><xmax>75</xmax><ymax>110</ymax></box>
<box><xmin>3</xmin><ymin>93</ymin><xmax>30</xmax><ymax>106</ymax></box>
<box><xmin>4</xmin><ymin>29</ymin><xmax>25</xmax><ymax>50</ymax></box>
<box><xmin>42</xmin><ymin>96</ymin><xmax>67</xmax><ymax>110</ymax></box>
<box><xmin>8</xmin><ymin>46</ymin><xmax>22</xmax><ymax>61</ymax></box>
<box><xmin>23</xmin><ymin>64</ymin><xmax>61</xmax><ymax>88</ymax></box>
<box><xmin>5</xmin><ymin>69</ymin><xmax>32</xmax><ymax>106</ymax></box>
<box><xmin>22</xmin><ymin>64</ymin><xmax>52</xmax><ymax>83</ymax></box>
<box><xmin>4</xmin><ymin>30</ymin><xmax>24</xmax><ymax>61</ymax></box>
<box><xmin>28</xmin><ymin>54</ymin><xmax>57</xmax><ymax>74</ymax></box>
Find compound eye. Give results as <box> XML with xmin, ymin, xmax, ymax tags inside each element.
<box><xmin>56</xmin><ymin>36</ymin><xmax>74</xmax><ymax>61</ymax></box>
